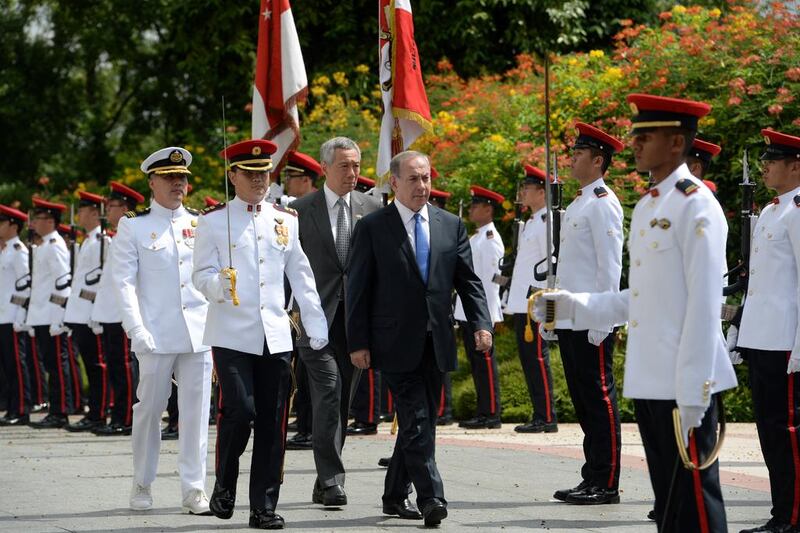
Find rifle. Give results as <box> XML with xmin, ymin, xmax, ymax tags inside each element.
<box><xmin>14</xmin><ymin>215</ymin><xmax>34</xmax><ymax>292</ymax></box>
<box><xmin>55</xmin><ymin>204</ymin><xmax>76</xmax><ymax>291</ymax></box>
<box><xmin>533</xmin><ymin>158</ymin><xmax>564</xmax><ymax>283</ymax></box>
<box><xmin>85</xmin><ymin>201</ymin><xmax>106</xmax><ymax>287</ymax></box>
<box><xmin>496</xmin><ymin>182</ymin><xmax>523</xmax><ymax>292</ymax></box>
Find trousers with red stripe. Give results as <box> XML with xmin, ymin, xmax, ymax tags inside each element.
<box><xmin>744</xmin><ymin>348</ymin><xmax>800</xmax><ymax>527</ymax></box>
<box><xmin>351</xmin><ymin>368</ymin><xmax>381</xmax><ymax>425</ymax></box>
<box><xmin>635</xmin><ymin>395</ymin><xmax>727</xmax><ymax>533</ymax></box>
<box><xmin>32</xmin><ymin>326</ymin><xmax>76</xmax><ymax>416</ymax></box>
<box><xmin>459</xmin><ymin>321</ymin><xmax>501</xmax><ymax>418</ymax></box>
<box><xmin>556</xmin><ymin>329</ymin><xmax>621</xmax><ymax>489</ymax></box>
<box><xmin>213</xmin><ymin>345</ymin><xmax>291</xmax><ymax>512</ymax></box>
<box><xmin>0</xmin><ymin>324</ymin><xmax>31</xmax><ymax>416</ymax></box>
<box><xmin>68</xmin><ymin>323</ymin><xmax>107</xmax><ymax>422</ymax></box>
<box><xmin>101</xmin><ymin>323</ymin><xmax>137</xmax><ymax>427</ymax></box>
<box><xmin>513</xmin><ymin>314</ymin><xmax>557</xmax><ymax>424</ymax></box>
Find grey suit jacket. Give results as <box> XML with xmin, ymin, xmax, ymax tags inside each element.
<box><xmin>290</xmin><ymin>188</ymin><xmax>382</xmax><ymax>346</ymax></box>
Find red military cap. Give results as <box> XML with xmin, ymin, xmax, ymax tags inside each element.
<box><xmin>574</xmin><ymin>122</ymin><xmax>625</xmax><ymax>154</ymax></box>
<box><xmin>355</xmin><ymin>175</ymin><xmax>376</xmax><ymax>193</ymax></box>
<box><xmin>78</xmin><ymin>191</ymin><xmax>105</xmax><ymax>207</ymax></box>
<box><xmin>690</xmin><ymin>138</ymin><xmax>722</xmax><ymax>168</ymax></box>
<box><xmin>431</xmin><ymin>167</ymin><xmax>441</xmax><ymax>179</ymax></box>
<box><xmin>470</xmin><ymin>185</ymin><xmax>505</xmax><ymax>206</ymax></box>
<box><xmin>760</xmin><ymin>129</ymin><xmax>800</xmax><ymax>161</ymax></box>
<box><xmin>32</xmin><ymin>197</ymin><xmax>67</xmax><ymax>215</ymax></box>
<box><xmin>57</xmin><ymin>224</ymin><xmax>83</xmax><ymax>239</ymax></box>
<box><xmin>0</xmin><ymin>205</ymin><xmax>28</xmax><ymax>223</ymax></box>
<box><xmin>523</xmin><ymin>164</ymin><xmax>547</xmax><ymax>184</ymax></box>
<box><xmin>285</xmin><ymin>151</ymin><xmax>322</xmax><ymax>176</ymax></box>
<box><xmin>627</xmin><ymin>93</ymin><xmax>711</xmax><ymax>133</ymax></box>
<box><xmin>204</xmin><ymin>196</ymin><xmax>220</xmax><ymax>207</ymax></box>
<box><xmin>702</xmin><ymin>180</ymin><xmax>718</xmax><ymax>193</ymax></box>
<box><xmin>220</xmin><ymin>139</ymin><xmax>278</xmax><ymax>171</ymax></box>
<box><xmin>109</xmin><ymin>181</ymin><xmax>145</xmax><ymax>205</ymax></box>
<box><xmin>429</xmin><ymin>188</ymin><xmax>451</xmax><ymax>200</ymax></box>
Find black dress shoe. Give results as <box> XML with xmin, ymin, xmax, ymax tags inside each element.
<box><xmin>29</xmin><ymin>414</ymin><xmax>68</xmax><ymax>429</ymax></box>
<box><xmin>458</xmin><ymin>415</ymin><xmax>501</xmax><ymax>429</ymax></box>
<box><xmin>210</xmin><ymin>482</ymin><xmax>236</xmax><ymax>519</ymax></box>
<box><xmin>378</xmin><ymin>456</ymin><xmax>391</xmax><ymax>467</ymax></box>
<box><xmin>161</xmin><ymin>424</ymin><xmax>179</xmax><ymax>440</ymax></box>
<box><xmin>382</xmin><ymin>498</ymin><xmax>422</xmax><ymax>520</ymax></box>
<box><xmin>565</xmin><ymin>486</ymin><xmax>620</xmax><ymax>505</ymax></box>
<box><xmin>286</xmin><ymin>432</ymin><xmax>313</xmax><ymax>450</ymax></box>
<box><xmin>0</xmin><ymin>414</ymin><xmax>29</xmax><ymax>426</ymax></box>
<box><xmin>436</xmin><ymin>414</ymin><xmax>454</xmax><ymax>426</ymax></box>
<box><xmin>740</xmin><ymin>519</ymin><xmax>796</xmax><ymax>532</ymax></box>
<box><xmin>379</xmin><ymin>413</ymin><xmax>395</xmax><ymax>423</ymax></box>
<box><xmin>647</xmin><ymin>509</ymin><xmax>656</xmax><ymax>521</ymax></box>
<box><xmin>312</xmin><ymin>484</ymin><xmax>347</xmax><ymax>506</ymax></box>
<box><xmin>421</xmin><ymin>498</ymin><xmax>448</xmax><ymax>527</ymax></box>
<box><xmin>66</xmin><ymin>416</ymin><xmax>103</xmax><ymax>432</ymax></box>
<box><xmin>92</xmin><ymin>423</ymin><xmax>132</xmax><ymax>436</ymax></box>
<box><xmin>346</xmin><ymin>421</ymin><xmax>377</xmax><ymax>436</ymax></box>
<box><xmin>249</xmin><ymin>508</ymin><xmax>284</xmax><ymax>529</ymax></box>
<box><xmin>553</xmin><ymin>480</ymin><xmax>590</xmax><ymax>502</ymax></box>
<box><xmin>514</xmin><ymin>420</ymin><xmax>558</xmax><ymax>433</ymax></box>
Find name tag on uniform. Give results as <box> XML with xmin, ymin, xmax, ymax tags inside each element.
<box><xmin>79</xmin><ymin>289</ymin><xmax>97</xmax><ymax>302</ymax></box>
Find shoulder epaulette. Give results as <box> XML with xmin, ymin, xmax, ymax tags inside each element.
<box><xmin>540</xmin><ymin>213</ymin><xmax>546</xmax><ymax>221</ymax></box>
<box><xmin>486</xmin><ymin>229</ymin><xmax>494</xmax><ymax>239</ymax></box>
<box><xmin>201</xmin><ymin>202</ymin><xmax>226</xmax><ymax>215</ymax></box>
<box><xmin>185</xmin><ymin>206</ymin><xmax>200</xmax><ymax>216</ymax></box>
<box><xmin>125</xmin><ymin>207</ymin><xmax>151</xmax><ymax>219</ymax></box>
<box><xmin>49</xmin><ymin>238</ymin><xmax>57</xmax><ymax>243</ymax></box>
<box><xmin>273</xmin><ymin>203</ymin><xmax>298</xmax><ymax>217</ymax></box>
<box><xmin>594</xmin><ymin>186</ymin><xmax>608</xmax><ymax>198</ymax></box>
<box><xmin>13</xmin><ymin>243</ymin><xmax>21</xmax><ymax>250</ymax></box>
<box><xmin>794</xmin><ymin>194</ymin><xmax>800</xmax><ymax>207</ymax></box>
<box><xmin>675</xmin><ymin>179</ymin><xmax>700</xmax><ymax>196</ymax></box>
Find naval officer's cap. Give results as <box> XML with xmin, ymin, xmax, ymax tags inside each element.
<box><xmin>140</xmin><ymin>147</ymin><xmax>193</xmax><ymax>176</ymax></box>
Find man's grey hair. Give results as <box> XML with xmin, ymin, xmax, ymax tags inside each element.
<box><xmin>320</xmin><ymin>137</ymin><xmax>361</xmax><ymax>166</ymax></box>
<box><xmin>389</xmin><ymin>150</ymin><xmax>430</xmax><ymax>178</ymax></box>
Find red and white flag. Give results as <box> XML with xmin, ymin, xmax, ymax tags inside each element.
<box><xmin>251</xmin><ymin>0</ymin><xmax>307</xmax><ymax>169</ymax></box>
<box><xmin>377</xmin><ymin>0</ymin><xmax>432</xmax><ymax>183</ymax></box>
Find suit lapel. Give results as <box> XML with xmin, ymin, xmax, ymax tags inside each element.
<box><xmin>428</xmin><ymin>205</ymin><xmax>442</xmax><ymax>283</ymax></box>
<box><xmin>385</xmin><ymin>203</ymin><xmax>424</xmax><ymax>283</ymax></box>
<box><xmin>351</xmin><ymin>191</ymin><xmax>365</xmax><ymax>229</ymax></box>
<box><xmin>309</xmin><ymin>189</ymin><xmax>338</xmax><ymax>261</ymax></box>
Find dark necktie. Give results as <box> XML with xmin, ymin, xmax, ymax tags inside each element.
<box><xmin>335</xmin><ymin>197</ymin><xmax>350</xmax><ymax>265</ymax></box>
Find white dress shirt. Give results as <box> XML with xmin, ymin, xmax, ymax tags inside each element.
<box><xmin>324</xmin><ymin>183</ymin><xmax>351</xmax><ymax>242</ymax></box>
<box><xmin>394</xmin><ymin>200</ymin><xmax>430</xmax><ymax>255</ymax></box>
<box><xmin>0</xmin><ymin>236</ymin><xmax>29</xmax><ymax>325</ymax></box>
<box><xmin>25</xmin><ymin>230</ymin><xmax>70</xmax><ymax>327</ymax></box>
<box><xmin>455</xmin><ymin>221</ymin><xmax>505</xmax><ymax>323</ymax></box>
<box><xmin>505</xmin><ymin>207</ymin><xmax>549</xmax><ymax>315</ymax></box>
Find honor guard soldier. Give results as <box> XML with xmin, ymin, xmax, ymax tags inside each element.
<box><xmin>428</xmin><ymin>187</ymin><xmax>451</xmax><ymax>210</ymax></box>
<box><xmin>504</xmin><ymin>165</ymin><xmax>558</xmax><ymax>433</ymax></box>
<box><xmin>688</xmin><ymin>138</ymin><xmax>722</xmax><ymax>181</ymax></box>
<box><xmin>193</xmin><ymin>139</ymin><xmax>328</xmax><ymax>530</ymax></box>
<box><xmin>730</xmin><ymin>129</ymin><xmax>800</xmax><ymax>533</ymax></box>
<box><xmin>63</xmin><ymin>191</ymin><xmax>111</xmax><ymax>432</ymax></box>
<box><xmin>455</xmin><ymin>185</ymin><xmax>505</xmax><ymax>429</ymax></box>
<box><xmin>112</xmin><ymin>146</ymin><xmax>213</xmax><ymax>515</ymax></box>
<box><xmin>0</xmin><ymin>205</ymin><xmax>32</xmax><ymax>425</ymax></box>
<box><xmin>355</xmin><ymin>175</ymin><xmax>376</xmax><ymax>194</ymax></box>
<box><xmin>536</xmin><ymin>94</ymin><xmax>737</xmax><ymax>532</ymax></box>
<box><xmin>91</xmin><ymin>182</ymin><xmax>144</xmax><ymax>436</ymax></box>
<box><xmin>284</xmin><ymin>150</ymin><xmax>321</xmax><ymax>198</ymax></box>
<box><xmin>551</xmin><ymin>122</ymin><xmax>624</xmax><ymax>504</ymax></box>
<box><xmin>26</xmin><ymin>197</ymin><xmax>76</xmax><ymax>429</ymax></box>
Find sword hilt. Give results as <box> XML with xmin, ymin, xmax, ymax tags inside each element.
<box><xmin>222</xmin><ymin>267</ymin><xmax>240</xmax><ymax>306</ymax></box>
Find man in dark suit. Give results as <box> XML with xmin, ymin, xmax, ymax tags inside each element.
<box><xmin>347</xmin><ymin>150</ymin><xmax>492</xmax><ymax>526</ymax></box>
<box><xmin>290</xmin><ymin>137</ymin><xmax>382</xmax><ymax>507</ymax></box>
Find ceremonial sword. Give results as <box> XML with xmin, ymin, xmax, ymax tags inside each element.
<box><xmin>220</xmin><ymin>97</ymin><xmax>239</xmax><ymax>306</ymax></box>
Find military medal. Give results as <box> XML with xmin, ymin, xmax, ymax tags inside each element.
<box><xmin>274</xmin><ymin>219</ymin><xmax>289</xmax><ymax>246</ymax></box>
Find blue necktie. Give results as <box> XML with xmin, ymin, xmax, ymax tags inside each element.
<box><xmin>414</xmin><ymin>213</ymin><xmax>429</xmax><ymax>284</ymax></box>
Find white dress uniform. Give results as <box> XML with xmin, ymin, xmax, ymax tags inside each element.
<box><xmin>504</xmin><ymin>207</ymin><xmax>549</xmax><ymax>315</ymax></box>
<box><xmin>455</xmin><ymin>221</ymin><xmax>505</xmax><ymax>323</ymax></box>
<box><xmin>0</xmin><ymin>236</ymin><xmax>29</xmax><ymax>327</ymax></box>
<box><xmin>192</xmin><ymin>196</ymin><xmax>328</xmax><ymax>354</ymax></box>
<box><xmin>25</xmin><ymin>230</ymin><xmax>70</xmax><ymax>328</ymax></box>
<box><xmin>0</xmin><ymin>235</ymin><xmax>31</xmax><ymax>418</ymax></box>
<box><xmin>64</xmin><ymin>227</ymin><xmax>107</xmax><ymax>325</ymax></box>
<box><xmin>571</xmin><ymin>164</ymin><xmax>738</xmax><ymax>406</ymax></box>
<box><xmin>555</xmin><ymin>178</ymin><xmax>623</xmax><ymax>330</ymax></box>
<box><xmin>111</xmin><ymin>200</ymin><xmax>212</xmax><ymax>500</ymax></box>
<box><xmin>90</xmin><ymin>238</ymin><xmax>121</xmax><ymax>324</ymax></box>
<box><xmin>738</xmin><ymin>186</ymin><xmax>800</xmax><ymax>351</ymax></box>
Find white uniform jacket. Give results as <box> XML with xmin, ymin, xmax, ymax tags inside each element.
<box><xmin>738</xmin><ymin>186</ymin><xmax>800</xmax><ymax>351</ymax></box>
<box><xmin>555</xmin><ymin>178</ymin><xmax>624</xmax><ymax>330</ymax></box>
<box><xmin>0</xmin><ymin>236</ymin><xmax>29</xmax><ymax>325</ymax></box>
<box><xmin>111</xmin><ymin>201</ymin><xmax>209</xmax><ymax>354</ymax></box>
<box><xmin>455</xmin><ymin>221</ymin><xmax>505</xmax><ymax>323</ymax></box>
<box><xmin>571</xmin><ymin>164</ymin><xmax>737</xmax><ymax>407</ymax></box>
<box><xmin>505</xmin><ymin>207</ymin><xmax>549</xmax><ymax>315</ymax></box>
<box><xmin>64</xmin><ymin>227</ymin><xmax>109</xmax><ymax>324</ymax></box>
<box><xmin>25</xmin><ymin>230</ymin><xmax>70</xmax><ymax>327</ymax></box>
<box><xmin>192</xmin><ymin>197</ymin><xmax>327</xmax><ymax>356</ymax></box>
<box><xmin>90</xmin><ymin>237</ymin><xmax>121</xmax><ymax>324</ymax></box>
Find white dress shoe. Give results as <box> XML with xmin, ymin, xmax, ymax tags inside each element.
<box><xmin>182</xmin><ymin>489</ymin><xmax>212</xmax><ymax>515</ymax></box>
<box><xmin>130</xmin><ymin>484</ymin><xmax>153</xmax><ymax>511</ymax></box>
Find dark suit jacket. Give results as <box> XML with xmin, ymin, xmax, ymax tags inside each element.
<box><xmin>346</xmin><ymin>202</ymin><xmax>492</xmax><ymax>373</ymax></box>
<box><xmin>291</xmin><ymin>188</ymin><xmax>382</xmax><ymax>347</ymax></box>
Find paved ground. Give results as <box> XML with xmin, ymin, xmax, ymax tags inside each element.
<box><xmin>0</xmin><ymin>416</ymin><xmax>771</xmax><ymax>532</ymax></box>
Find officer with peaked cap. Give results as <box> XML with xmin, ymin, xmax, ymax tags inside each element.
<box><xmin>0</xmin><ymin>205</ymin><xmax>32</xmax><ymax>425</ymax></box>
<box><xmin>551</xmin><ymin>122</ymin><xmax>624</xmax><ymax>505</ymax></box>
<box><xmin>284</xmin><ymin>150</ymin><xmax>321</xmax><ymax>198</ymax></box>
<box><xmin>63</xmin><ymin>191</ymin><xmax>112</xmax><ymax>432</ymax></box>
<box><xmin>536</xmin><ymin>94</ymin><xmax>737</xmax><ymax>532</ymax></box>
<box><xmin>91</xmin><ymin>182</ymin><xmax>145</xmax><ymax>436</ymax></box>
<box><xmin>26</xmin><ymin>197</ymin><xmax>76</xmax><ymax>429</ymax></box>
<box><xmin>504</xmin><ymin>165</ymin><xmax>558</xmax><ymax>434</ymax></box>
<box><xmin>193</xmin><ymin>139</ymin><xmax>328</xmax><ymax>530</ymax></box>
<box><xmin>731</xmin><ymin>129</ymin><xmax>800</xmax><ymax>533</ymax></box>
<box><xmin>688</xmin><ymin>138</ymin><xmax>722</xmax><ymax>181</ymax></box>
<box><xmin>111</xmin><ymin>146</ymin><xmax>213</xmax><ymax>515</ymax></box>
<box><xmin>454</xmin><ymin>185</ymin><xmax>505</xmax><ymax>429</ymax></box>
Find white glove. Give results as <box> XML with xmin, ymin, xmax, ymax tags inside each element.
<box><xmin>788</xmin><ymin>349</ymin><xmax>800</xmax><ymax>374</ymax></box>
<box><xmin>49</xmin><ymin>322</ymin><xmax>71</xmax><ymax>337</ymax></box>
<box><xmin>129</xmin><ymin>325</ymin><xmax>156</xmax><ymax>354</ymax></box>
<box><xmin>89</xmin><ymin>320</ymin><xmax>104</xmax><ymax>336</ymax></box>
<box><xmin>538</xmin><ymin>322</ymin><xmax>558</xmax><ymax>342</ymax></box>
<box><xmin>587</xmin><ymin>330</ymin><xmax>608</xmax><ymax>346</ymax></box>
<box><xmin>679</xmin><ymin>404</ymin><xmax>707</xmax><ymax>447</ymax></box>
<box><xmin>309</xmin><ymin>337</ymin><xmax>328</xmax><ymax>351</ymax></box>
<box><xmin>27</xmin><ymin>326</ymin><xmax>35</xmax><ymax>338</ymax></box>
<box><xmin>726</xmin><ymin>325</ymin><xmax>742</xmax><ymax>365</ymax></box>
<box><xmin>12</xmin><ymin>321</ymin><xmax>26</xmax><ymax>333</ymax></box>
<box><xmin>532</xmin><ymin>290</ymin><xmax>577</xmax><ymax>324</ymax></box>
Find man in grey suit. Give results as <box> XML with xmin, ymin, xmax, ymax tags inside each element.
<box><xmin>290</xmin><ymin>137</ymin><xmax>382</xmax><ymax>507</ymax></box>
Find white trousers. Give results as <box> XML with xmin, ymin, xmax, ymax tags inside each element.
<box><xmin>132</xmin><ymin>350</ymin><xmax>212</xmax><ymax>498</ymax></box>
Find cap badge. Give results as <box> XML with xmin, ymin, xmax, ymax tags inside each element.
<box><xmin>169</xmin><ymin>150</ymin><xmax>183</xmax><ymax>163</ymax></box>
<box><xmin>764</xmin><ymin>136</ymin><xmax>771</xmax><ymax>145</ymax></box>
<box><xmin>252</xmin><ymin>146</ymin><xmax>262</xmax><ymax>156</ymax></box>
<box><xmin>629</xmin><ymin>102</ymin><xmax>638</xmax><ymax>114</ymax></box>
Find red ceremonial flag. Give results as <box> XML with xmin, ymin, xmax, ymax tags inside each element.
<box><xmin>251</xmin><ymin>0</ymin><xmax>308</xmax><ymax>169</ymax></box>
<box><xmin>377</xmin><ymin>0</ymin><xmax>433</xmax><ymax>183</ymax></box>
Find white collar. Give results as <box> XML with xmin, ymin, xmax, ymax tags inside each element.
<box><xmin>580</xmin><ymin>177</ymin><xmax>606</xmax><ymax>194</ymax></box>
<box><xmin>395</xmin><ymin>199</ymin><xmax>428</xmax><ymax>225</ymax></box>
<box><xmin>150</xmin><ymin>200</ymin><xmax>186</xmax><ymax>218</ymax></box>
<box><xmin>323</xmin><ymin>183</ymin><xmax>350</xmax><ymax>209</ymax></box>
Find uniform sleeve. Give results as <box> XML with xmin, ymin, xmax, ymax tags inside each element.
<box><xmin>49</xmin><ymin>241</ymin><xmax>71</xmax><ymax>325</ymax></box>
<box><xmin>573</xmin><ymin>289</ymin><xmax>630</xmax><ymax>330</ymax></box>
<box><xmin>110</xmin><ymin>218</ymin><xmax>144</xmax><ymax>334</ymax></box>
<box><xmin>786</xmin><ymin>209</ymin><xmax>800</xmax><ymax>357</ymax></box>
<box><xmin>591</xmin><ymin>200</ymin><xmax>624</xmax><ymax>293</ymax></box>
<box><xmin>285</xmin><ymin>218</ymin><xmax>328</xmax><ymax>341</ymax></box>
<box><xmin>191</xmin><ymin>215</ymin><xmax>225</xmax><ymax>302</ymax></box>
<box><xmin>486</xmin><ymin>233</ymin><xmax>505</xmax><ymax>284</ymax></box>
<box><xmin>676</xmin><ymin>199</ymin><xmax>727</xmax><ymax>407</ymax></box>
<box><xmin>11</xmin><ymin>245</ymin><xmax>29</xmax><ymax>324</ymax></box>
<box><xmin>454</xmin><ymin>219</ymin><xmax>492</xmax><ymax>333</ymax></box>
